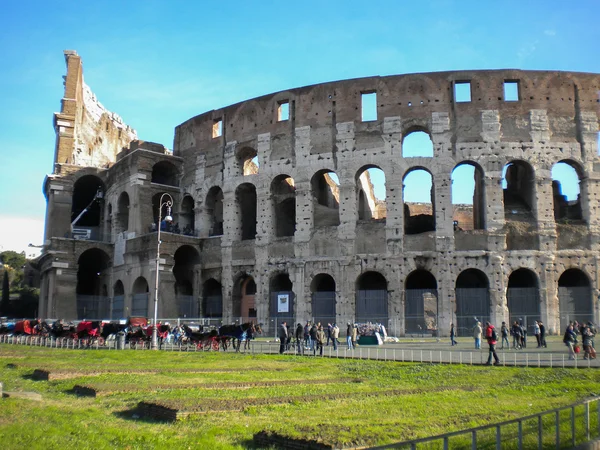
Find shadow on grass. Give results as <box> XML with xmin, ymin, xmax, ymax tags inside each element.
<box><xmin>113</xmin><ymin>407</ymin><xmax>169</xmax><ymax>423</ymax></box>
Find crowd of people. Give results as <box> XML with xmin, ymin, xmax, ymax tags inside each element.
<box><xmin>563</xmin><ymin>321</ymin><xmax>597</xmax><ymax>360</ymax></box>
<box><xmin>278</xmin><ymin>321</ymin><xmax>355</xmax><ymax>356</ymax></box>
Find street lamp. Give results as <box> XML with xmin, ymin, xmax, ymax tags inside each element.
<box><xmin>152</xmin><ymin>193</ymin><xmax>173</xmax><ymax>350</ymax></box>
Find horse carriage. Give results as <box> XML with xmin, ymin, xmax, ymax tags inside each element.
<box><xmin>218</xmin><ymin>322</ymin><xmax>262</xmax><ymax>352</ymax></box>
<box><xmin>74</xmin><ymin>321</ymin><xmax>104</xmax><ymax>346</ymax></box>
<box><xmin>126</xmin><ymin>317</ymin><xmax>151</xmax><ymax>348</ymax></box>
<box><xmin>181</xmin><ymin>324</ymin><xmax>220</xmax><ymax>350</ymax></box>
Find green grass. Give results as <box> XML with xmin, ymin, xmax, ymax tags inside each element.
<box><xmin>0</xmin><ymin>345</ymin><xmax>599</xmax><ymax>449</ymax></box>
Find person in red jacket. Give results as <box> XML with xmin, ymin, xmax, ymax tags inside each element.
<box><xmin>485</xmin><ymin>321</ymin><xmax>500</xmax><ymax>366</ymax></box>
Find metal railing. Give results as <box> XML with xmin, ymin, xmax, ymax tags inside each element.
<box><xmin>370</xmin><ymin>397</ymin><xmax>600</xmax><ymax>450</ymax></box>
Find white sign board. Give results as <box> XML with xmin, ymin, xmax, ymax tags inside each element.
<box><xmin>277</xmin><ymin>294</ymin><xmax>289</xmax><ymax>313</ymax></box>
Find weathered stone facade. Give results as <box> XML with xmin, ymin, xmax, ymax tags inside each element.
<box><xmin>39</xmin><ymin>50</ymin><xmax>600</xmax><ymax>336</ymax></box>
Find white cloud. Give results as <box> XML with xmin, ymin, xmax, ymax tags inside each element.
<box><xmin>544</xmin><ymin>29</ymin><xmax>556</xmax><ymax>36</ymax></box>
<box><xmin>0</xmin><ymin>216</ymin><xmax>45</xmax><ymax>258</ymax></box>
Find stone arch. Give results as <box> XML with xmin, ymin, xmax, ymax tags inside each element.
<box><xmin>403</xmin><ymin>167</ymin><xmax>435</xmax><ymax>234</ymax></box>
<box><xmin>202</xmin><ymin>278</ymin><xmax>223</xmax><ymax>318</ymax></box>
<box><xmin>355</xmin><ymin>165</ymin><xmax>386</xmax><ymax>222</ymax></box>
<box><xmin>173</xmin><ymin>245</ymin><xmax>200</xmax><ymax>317</ymax></box>
<box><xmin>355</xmin><ymin>271</ymin><xmax>388</xmax><ymax>324</ymax></box>
<box><xmin>310</xmin><ymin>273</ymin><xmax>336</xmax><ymax>326</ymax></box>
<box><xmin>235</xmin><ymin>183</ymin><xmax>257</xmax><ymax>240</ymax></box>
<box><xmin>311</xmin><ymin>169</ymin><xmax>340</xmax><ymax>227</ymax></box>
<box><xmin>451</xmin><ymin>161</ymin><xmax>485</xmax><ymax>230</ymax></box>
<box><xmin>206</xmin><ymin>186</ymin><xmax>224</xmax><ymax>236</ymax></box>
<box><xmin>180</xmin><ymin>194</ymin><xmax>195</xmax><ymax>234</ymax></box>
<box><xmin>237</xmin><ymin>146</ymin><xmax>259</xmax><ymax>176</ymax></box>
<box><xmin>131</xmin><ymin>276</ymin><xmax>149</xmax><ymax>318</ymax></box>
<box><xmin>270</xmin><ymin>272</ymin><xmax>294</xmax><ymax>324</ymax></box>
<box><xmin>455</xmin><ymin>269</ymin><xmax>490</xmax><ymax>336</ymax></box>
<box><xmin>507</xmin><ymin>268</ymin><xmax>540</xmax><ymax>331</ymax></box>
<box><xmin>502</xmin><ymin>160</ymin><xmax>536</xmax><ymax>219</ymax></box>
<box><xmin>116</xmin><ymin>191</ymin><xmax>130</xmax><ymax>233</ymax></box>
<box><xmin>71</xmin><ymin>174</ymin><xmax>105</xmax><ymax>230</ymax></box>
<box><xmin>558</xmin><ymin>268</ymin><xmax>593</xmax><ymax>330</ymax></box>
<box><xmin>76</xmin><ymin>248</ymin><xmax>110</xmax><ymax>320</ymax></box>
<box><xmin>402</xmin><ymin>129</ymin><xmax>433</xmax><ymax>158</ymax></box>
<box><xmin>551</xmin><ymin>159</ymin><xmax>584</xmax><ymax>222</ymax></box>
<box><xmin>405</xmin><ymin>270</ymin><xmax>438</xmax><ymax>334</ymax></box>
<box><xmin>151</xmin><ymin>160</ymin><xmax>179</xmax><ymax>186</ymax></box>
<box><xmin>271</xmin><ymin>174</ymin><xmax>296</xmax><ymax>237</ymax></box>
<box><xmin>232</xmin><ymin>273</ymin><xmax>256</xmax><ymax>319</ymax></box>
<box><xmin>112</xmin><ymin>280</ymin><xmax>125</xmax><ymax>320</ymax></box>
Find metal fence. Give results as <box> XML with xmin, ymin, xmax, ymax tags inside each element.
<box><xmin>371</xmin><ymin>397</ymin><xmax>600</xmax><ymax>450</ymax></box>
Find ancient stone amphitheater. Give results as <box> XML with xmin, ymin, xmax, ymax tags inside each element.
<box><xmin>38</xmin><ymin>50</ymin><xmax>600</xmax><ymax>336</ymax></box>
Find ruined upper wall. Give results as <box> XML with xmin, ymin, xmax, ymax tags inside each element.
<box><xmin>174</xmin><ymin>70</ymin><xmax>600</xmax><ymax>161</ymax></box>
<box><xmin>53</xmin><ymin>50</ymin><xmax>137</xmax><ymax>173</ymax></box>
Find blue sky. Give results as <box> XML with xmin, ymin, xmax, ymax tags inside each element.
<box><xmin>0</xmin><ymin>0</ymin><xmax>598</xmax><ymax>254</ymax></box>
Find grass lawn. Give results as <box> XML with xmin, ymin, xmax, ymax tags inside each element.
<box><xmin>0</xmin><ymin>344</ymin><xmax>599</xmax><ymax>449</ymax></box>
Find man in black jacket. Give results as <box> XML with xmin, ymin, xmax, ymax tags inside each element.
<box><xmin>278</xmin><ymin>321</ymin><xmax>288</xmax><ymax>354</ymax></box>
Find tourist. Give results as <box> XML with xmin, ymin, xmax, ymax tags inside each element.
<box><xmin>473</xmin><ymin>321</ymin><xmax>482</xmax><ymax>349</ymax></box>
<box><xmin>539</xmin><ymin>321</ymin><xmax>547</xmax><ymax>348</ymax></box>
<box><xmin>331</xmin><ymin>323</ymin><xmax>339</xmax><ymax>351</ymax></box>
<box><xmin>295</xmin><ymin>323</ymin><xmax>304</xmax><ymax>355</ymax></box>
<box><xmin>346</xmin><ymin>322</ymin><xmax>353</xmax><ymax>350</ymax></box>
<box><xmin>309</xmin><ymin>323</ymin><xmax>318</xmax><ymax>353</ymax></box>
<box><xmin>500</xmin><ymin>321</ymin><xmax>509</xmax><ymax>349</ymax></box>
<box><xmin>278</xmin><ymin>321</ymin><xmax>288</xmax><ymax>354</ymax></box>
<box><xmin>582</xmin><ymin>323</ymin><xmax>595</xmax><ymax>360</ymax></box>
<box><xmin>450</xmin><ymin>323</ymin><xmax>457</xmax><ymax>346</ymax></box>
<box><xmin>534</xmin><ymin>320</ymin><xmax>541</xmax><ymax>347</ymax></box>
<box><xmin>326</xmin><ymin>323</ymin><xmax>332</xmax><ymax>346</ymax></box>
<box><xmin>315</xmin><ymin>325</ymin><xmax>326</xmax><ymax>356</ymax></box>
<box><xmin>511</xmin><ymin>321</ymin><xmax>522</xmax><ymax>349</ymax></box>
<box><xmin>520</xmin><ymin>320</ymin><xmax>527</xmax><ymax>348</ymax></box>
<box><xmin>351</xmin><ymin>323</ymin><xmax>359</xmax><ymax>349</ymax></box>
<box><xmin>484</xmin><ymin>321</ymin><xmax>500</xmax><ymax>366</ymax></box>
<box><xmin>563</xmin><ymin>323</ymin><xmax>578</xmax><ymax>360</ymax></box>
<box><xmin>304</xmin><ymin>321</ymin><xmax>311</xmax><ymax>350</ymax></box>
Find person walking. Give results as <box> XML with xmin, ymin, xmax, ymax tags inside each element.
<box><xmin>346</xmin><ymin>322</ymin><xmax>353</xmax><ymax>350</ymax></box>
<box><xmin>304</xmin><ymin>321</ymin><xmax>311</xmax><ymax>350</ymax></box>
<box><xmin>511</xmin><ymin>321</ymin><xmax>522</xmax><ymax>349</ymax></box>
<box><xmin>326</xmin><ymin>323</ymin><xmax>332</xmax><ymax>346</ymax></box>
<box><xmin>473</xmin><ymin>321</ymin><xmax>482</xmax><ymax>349</ymax></box>
<box><xmin>351</xmin><ymin>323</ymin><xmax>359</xmax><ymax>349</ymax></box>
<box><xmin>309</xmin><ymin>323</ymin><xmax>318</xmax><ymax>353</ymax></box>
<box><xmin>295</xmin><ymin>323</ymin><xmax>304</xmax><ymax>355</ymax></box>
<box><xmin>332</xmin><ymin>323</ymin><xmax>339</xmax><ymax>351</ymax></box>
<box><xmin>563</xmin><ymin>323</ymin><xmax>578</xmax><ymax>360</ymax></box>
<box><xmin>484</xmin><ymin>321</ymin><xmax>500</xmax><ymax>366</ymax></box>
<box><xmin>450</xmin><ymin>323</ymin><xmax>457</xmax><ymax>346</ymax></box>
<box><xmin>278</xmin><ymin>321</ymin><xmax>288</xmax><ymax>354</ymax></box>
<box><xmin>539</xmin><ymin>321</ymin><xmax>547</xmax><ymax>348</ymax></box>
<box><xmin>315</xmin><ymin>325</ymin><xmax>326</xmax><ymax>356</ymax></box>
<box><xmin>500</xmin><ymin>321</ymin><xmax>510</xmax><ymax>349</ymax></box>
<box><xmin>520</xmin><ymin>320</ymin><xmax>527</xmax><ymax>348</ymax></box>
<box><xmin>534</xmin><ymin>320</ymin><xmax>541</xmax><ymax>347</ymax></box>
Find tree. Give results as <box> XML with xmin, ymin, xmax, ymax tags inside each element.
<box><xmin>0</xmin><ymin>270</ymin><xmax>9</xmax><ymax>316</ymax></box>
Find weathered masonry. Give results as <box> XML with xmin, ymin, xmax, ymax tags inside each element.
<box><xmin>38</xmin><ymin>50</ymin><xmax>600</xmax><ymax>336</ymax></box>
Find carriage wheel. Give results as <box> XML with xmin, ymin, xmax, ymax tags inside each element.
<box><xmin>212</xmin><ymin>339</ymin><xmax>220</xmax><ymax>351</ymax></box>
<box><xmin>97</xmin><ymin>337</ymin><xmax>105</xmax><ymax>346</ymax></box>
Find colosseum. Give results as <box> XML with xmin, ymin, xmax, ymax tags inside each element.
<box><xmin>38</xmin><ymin>50</ymin><xmax>600</xmax><ymax>336</ymax></box>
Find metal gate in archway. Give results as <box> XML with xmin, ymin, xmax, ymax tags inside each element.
<box><xmin>455</xmin><ymin>288</ymin><xmax>489</xmax><ymax>337</ymax></box>
<box><xmin>312</xmin><ymin>292</ymin><xmax>336</xmax><ymax>325</ymax></box>
<box><xmin>507</xmin><ymin>287</ymin><xmax>540</xmax><ymax>332</ymax></box>
<box><xmin>405</xmin><ymin>289</ymin><xmax>438</xmax><ymax>334</ymax></box>
<box><xmin>559</xmin><ymin>286</ymin><xmax>593</xmax><ymax>331</ymax></box>
<box><xmin>356</xmin><ymin>290</ymin><xmax>388</xmax><ymax>324</ymax></box>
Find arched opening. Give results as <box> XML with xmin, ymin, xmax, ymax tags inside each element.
<box><xmin>402</xmin><ymin>130</ymin><xmax>433</xmax><ymax>157</ymax></box>
<box><xmin>116</xmin><ymin>192</ymin><xmax>130</xmax><ymax>234</ymax></box>
<box><xmin>232</xmin><ymin>274</ymin><xmax>256</xmax><ymax>319</ymax></box>
<box><xmin>173</xmin><ymin>245</ymin><xmax>200</xmax><ymax>318</ymax></box>
<box><xmin>76</xmin><ymin>248</ymin><xmax>110</xmax><ymax>319</ymax></box>
<box><xmin>451</xmin><ymin>162</ymin><xmax>485</xmax><ymax>230</ymax></box>
<box><xmin>112</xmin><ymin>280</ymin><xmax>125</xmax><ymax>320</ymax></box>
<box><xmin>151</xmin><ymin>160</ymin><xmax>179</xmax><ymax>186</ymax></box>
<box><xmin>502</xmin><ymin>160</ymin><xmax>535</xmax><ymax>219</ymax></box>
<box><xmin>551</xmin><ymin>161</ymin><xmax>583</xmax><ymax>222</ymax></box>
<box><xmin>237</xmin><ymin>147</ymin><xmax>259</xmax><ymax>176</ymax></box>
<box><xmin>355</xmin><ymin>271</ymin><xmax>388</xmax><ymax>324</ymax></box>
<box><xmin>235</xmin><ymin>183</ymin><xmax>257</xmax><ymax>240</ymax></box>
<box><xmin>558</xmin><ymin>269</ymin><xmax>593</xmax><ymax>330</ymax></box>
<box><xmin>455</xmin><ymin>269</ymin><xmax>490</xmax><ymax>336</ymax></box>
<box><xmin>202</xmin><ymin>279</ymin><xmax>222</xmax><ymax>318</ymax></box>
<box><xmin>311</xmin><ymin>170</ymin><xmax>340</xmax><ymax>227</ymax></box>
<box><xmin>356</xmin><ymin>166</ymin><xmax>386</xmax><ymax>222</ymax></box>
<box><xmin>270</xmin><ymin>273</ymin><xmax>294</xmax><ymax>325</ymax></box>
<box><xmin>132</xmin><ymin>277</ymin><xmax>149</xmax><ymax>318</ymax></box>
<box><xmin>71</xmin><ymin>175</ymin><xmax>105</xmax><ymax>239</ymax></box>
<box><xmin>271</xmin><ymin>175</ymin><xmax>296</xmax><ymax>237</ymax></box>
<box><xmin>311</xmin><ymin>274</ymin><xmax>336</xmax><ymax>326</ymax></box>
<box><xmin>152</xmin><ymin>193</ymin><xmax>175</xmax><ymax>231</ymax></box>
<box><xmin>206</xmin><ymin>186</ymin><xmax>224</xmax><ymax>236</ymax></box>
<box><xmin>180</xmin><ymin>195</ymin><xmax>195</xmax><ymax>235</ymax></box>
<box><xmin>405</xmin><ymin>270</ymin><xmax>438</xmax><ymax>335</ymax></box>
<box><xmin>507</xmin><ymin>269</ymin><xmax>540</xmax><ymax>332</ymax></box>
<box><xmin>403</xmin><ymin>168</ymin><xmax>435</xmax><ymax>234</ymax></box>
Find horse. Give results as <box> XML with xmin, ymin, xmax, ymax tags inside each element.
<box><xmin>182</xmin><ymin>324</ymin><xmax>219</xmax><ymax>350</ymax></box>
<box><xmin>50</xmin><ymin>320</ymin><xmax>76</xmax><ymax>339</ymax></box>
<box><xmin>218</xmin><ymin>322</ymin><xmax>262</xmax><ymax>352</ymax></box>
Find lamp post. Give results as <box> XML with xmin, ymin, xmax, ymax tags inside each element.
<box><xmin>152</xmin><ymin>193</ymin><xmax>173</xmax><ymax>350</ymax></box>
